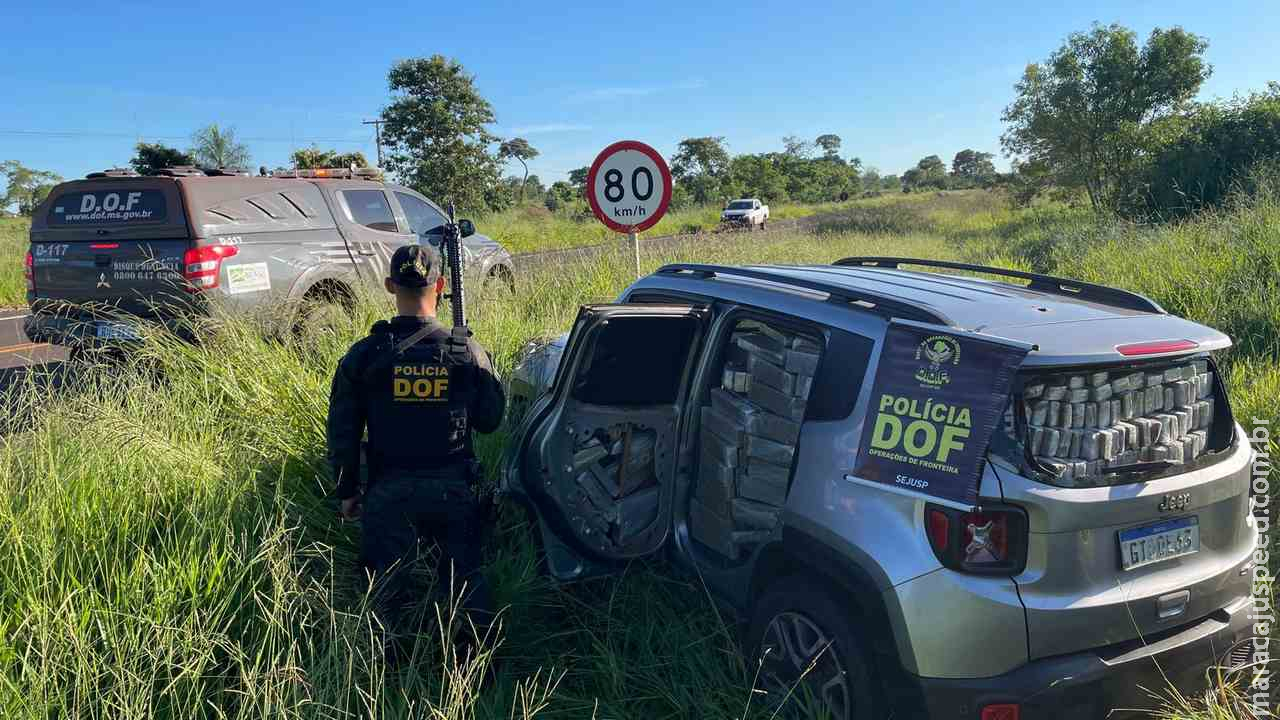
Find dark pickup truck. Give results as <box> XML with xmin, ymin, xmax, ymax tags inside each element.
<box><xmin>24</xmin><ymin>166</ymin><xmax>515</xmax><ymax>345</ymax></box>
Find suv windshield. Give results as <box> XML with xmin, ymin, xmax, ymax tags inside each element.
<box><xmin>727</xmin><ymin>201</ymin><xmax>753</xmax><ymax>210</ymax></box>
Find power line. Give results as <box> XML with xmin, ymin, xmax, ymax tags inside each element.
<box><xmin>0</xmin><ymin>128</ymin><xmax>369</xmax><ymax>145</ymax></box>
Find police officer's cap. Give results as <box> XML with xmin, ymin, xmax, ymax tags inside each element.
<box><xmin>388</xmin><ymin>244</ymin><xmax>442</xmax><ymax>288</ymax></box>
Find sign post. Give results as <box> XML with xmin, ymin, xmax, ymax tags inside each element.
<box><xmin>585</xmin><ymin>141</ymin><xmax>672</xmax><ymax>278</ymax></box>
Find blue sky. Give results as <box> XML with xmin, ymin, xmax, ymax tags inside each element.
<box><xmin>1</xmin><ymin>0</ymin><xmax>1275</xmax><ymax>186</ymax></box>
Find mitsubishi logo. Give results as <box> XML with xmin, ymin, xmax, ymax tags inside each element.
<box><xmin>97</xmin><ymin>273</ymin><xmax>110</xmax><ymax>289</ymax></box>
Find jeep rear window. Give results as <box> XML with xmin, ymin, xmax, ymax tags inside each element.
<box><xmin>48</xmin><ymin>189</ymin><xmax>167</xmax><ymax>225</ymax></box>
<box><xmin>993</xmin><ymin>355</ymin><xmax>1234</xmax><ymax>488</ymax></box>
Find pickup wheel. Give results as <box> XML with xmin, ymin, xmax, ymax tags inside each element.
<box><xmin>483</xmin><ymin>265</ymin><xmax>516</xmax><ymax>296</ymax></box>
<box><xmin>294</xmin><ymin>282</ymin><xmax>353</xmax><ymax>341</ymax></box>
<box><xmin>747</xmin><ymin>577</ymin><xmax>878</xmax><ymax>720</ymax></box>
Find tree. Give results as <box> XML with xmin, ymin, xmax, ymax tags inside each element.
<box><xmin>670</xmin><ymin>136</ymin><xmax>731</xmax><ymax>204</ymax></box>
<box><xmin>1136</xmin><ymin>83</ymin><xmax>1280</xmax><ymax>218</ymax></box>
<box><xmin>130</xmin><ymin>142</ymin><xmax>194</xmax><ymax>175</ymax></box>
<box><xmin>781</xmin><ymin>136</ymin><xmax>814</xmax><ymax>160</ymax></box>
<box><xmin>191</xmin><ymin>124</ymin><xmax>252</xmax><ymax>169</ymax></box>
<box><xmin>380</xmin><ymin>55</ymin><xmax>502</xmax><ymax>212</ymax></box>
<box><xmin>1001</xmin><ymin>23</ymin><xmax>1210</xmax><ymax>211</ymax></box>
<box><xmin>567</xmin><ymin>167</ymin><xmax>589</xmax><ymax>197</ymax></box>
<box><xmin>497</xmin><ymin>137</ymin><xmax>540</xmax><ymax>203</ymax></box>
<box><xmin>546</xmin><ymin>180</ymin><xmax>575</xmax><ymax>211</ymax></box>
<box><xmin>728</xmin><ymin>154</ymin><xmax>787</xmax><ymax>201</ymax></box>
<box><xmin>903</xmin><ymin>155</ymin><xmax>948</xmax><ymax>191</ymax></box>
<box><xmin>951</xmin><ymin>149</ymin><xmax>996</xmax><ymax>186</ymax></box>
<box><xmin>861</xmin><ymin>166</ymin><xmax>882</xmax><ymax>192</ymax></box>
<box><xmin>291</xmin><ymin>146</ymin><xmax>369</xmax><ymax>169</ymax></box>
<box><xmin>1</xmin><ymin>161</ymin><xmax>61</xmax><ymax>216</ymax></box>
<box><xmin>815</xmin><ymin>134</ymin><xmax>842</xmax><ymax>160</ymax></box>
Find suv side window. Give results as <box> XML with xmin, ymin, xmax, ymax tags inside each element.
<box><xmin>341</xmin><ymin>190</ymin><xmax>398</xmax><ymax>232</ymax></box>
<box><xmin>807</xmin><ymin>327</ymin><xmax>874</xmax><ymax>421</ymax></box>
<box><xmin>690</xmin><ymin>315</ymin><xmax>824</xmax><ymax>560</ymax></box>
<box><xmin>572</xmin><ymin>315</ymin><xmax>700</xmax><ymax>406</ymax></box>
<box><xmin>395</xmin><ymin>191</ymin><xmax>446</xmax><ymax>237</ymax></box>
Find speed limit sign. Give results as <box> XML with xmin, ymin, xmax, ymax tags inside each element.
<box><xmin>586</xmin><ymin>140</ymin><xmax>672</xmax><ymax>233</ymax></box>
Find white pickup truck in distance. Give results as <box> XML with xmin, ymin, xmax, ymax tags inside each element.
<box><xmin>720</xmin><ymin>198</ymin><xmax>769</xmax><ymax>229</ymax></box>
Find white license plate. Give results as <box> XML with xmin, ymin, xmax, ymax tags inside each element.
<box><xmin>96</xmin><ymin>321</ymin><xmax>140</xmax><ymax>340</ymax></box>
<box><xmin>1119</xmin><ymin>516</ymin><xmax>1199</xmax><ymax>570</ymax></box>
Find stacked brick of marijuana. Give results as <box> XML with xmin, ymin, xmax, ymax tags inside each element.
<box><xmin>1024</xmin><ymin>359</ymin><xmax>1215</xmax><ymax>486</ymax></box>
<box><xmin>691</xmin><ymin>327</ymin><xmax>819</xmax><ymax>557</ymax></box>
<box><xmin>569</xmin><ymin>430</ymin><xmax>659</xmax><ymax>551</ymax></box>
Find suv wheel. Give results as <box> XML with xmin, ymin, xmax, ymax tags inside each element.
<box><xmin>748</xmin><ymin>578</ymin><xmax>877</xmax><ymax>720</ymax></box>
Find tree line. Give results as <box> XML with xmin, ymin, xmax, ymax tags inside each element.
<box><xmin>5</xmin><ymin>22</ymin><xmax>1278</xmax><ymax>222</ymax></box>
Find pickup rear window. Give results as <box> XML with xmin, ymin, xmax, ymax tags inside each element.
<box><xmin>47</xmin><ymin>189</ymin><xmax>167</xmax><ymax>225</ymax></box>
<box><xmin>993</xmin><ymin>355</ymin><xmax>1234</xmax><ymax>488</ymax></box>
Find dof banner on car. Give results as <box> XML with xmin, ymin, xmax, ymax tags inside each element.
<box><xmin>852</xmin><ymin>320</ymin><xmax>1032</xmax><ymax>507</ymax></box>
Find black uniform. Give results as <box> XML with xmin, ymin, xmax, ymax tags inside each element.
<box><xmin>327</xmin><ymin>314</ymin><xmax>505</xmax><ymax>639</ymax></box>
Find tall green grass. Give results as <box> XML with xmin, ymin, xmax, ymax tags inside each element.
<box><xmin>0</xmin><ymin>217</ymin><xmax>26</xmax><ymax>309</ymax></box>
<box><xmin>476</xmin><ymin>200</ymin><xmax>852</xmax><ymax>255</ymax></box>
<box><xmin>0</xmin><ymin>187</ymin><xmax>1274</xmax><ymax>719</ymax></box>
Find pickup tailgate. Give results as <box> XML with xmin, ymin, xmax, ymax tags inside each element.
<box><xmin>30</xmin><ymin>179</ymin><xmax>191</xmax><ymax>317</ymax></box>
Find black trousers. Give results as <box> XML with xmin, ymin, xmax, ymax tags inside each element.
<box><xmin>359</xmin><ymin>463</ymin><xmax>493</xmax><ymax>643</ymax></box>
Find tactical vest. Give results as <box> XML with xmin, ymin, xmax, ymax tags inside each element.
<box><xmin>362</xmin><ymin>322</ymin><xmax>476</xmax><ymax>475</ymax></box>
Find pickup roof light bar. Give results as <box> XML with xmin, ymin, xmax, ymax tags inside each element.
<box><xmin>655</xmin><ymin>263</ymin><xmax>953</xmax><ymax>325</ymax></box>
<box><xmin>271</xmin><ymin>167</ymin><xmax>384</xmax><ymax>180</ymax></box>
<box><xmin>85</xmin><ymin>168</ymin><xmax>141</xmax><ymax>179</ymax></box>
<box><xmin>833</xmin><ymin>257</ymin><xmax>1166</xmax><ymax>314</ymax></box>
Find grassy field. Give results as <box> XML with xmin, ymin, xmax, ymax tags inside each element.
<box><xmin>474</xmin><ymin>199</ymin><xmax>859</xmax><ymax>254</ymax></box>
<box><xmin>0</xmin><ymin>189</ymin><xmax>1273</xmax><ymax>718</ymax></box>
<box><xmin>0</xmin><ymin>217</ymin><xmax>26</xmax><ymax>309</ymax></box>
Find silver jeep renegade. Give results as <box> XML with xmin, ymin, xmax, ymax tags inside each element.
<box><xmin>502</xmin><ymin>257</ymin><xmax>1259</xmax><ymax>719</ymax></box>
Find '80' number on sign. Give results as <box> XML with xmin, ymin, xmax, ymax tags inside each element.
<box><xmin>603</xmin><ymin>167</ymin><xmax>654</xmax><ymax>203</ymax></box>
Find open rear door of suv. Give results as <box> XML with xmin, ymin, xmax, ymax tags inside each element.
<box><xmin>30</xmin><ymin>178</ymin><xmax>192</xmax><ymax>328</ymax></box>
<box><xmin>503</xmin><ymin>303</ymin><xmax>708</xmax><ymax>581</ymax></box>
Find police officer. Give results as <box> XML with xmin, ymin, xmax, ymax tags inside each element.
<box><xmin>326</xmin><ymin>243</ymin><xmax>505</xmax><ymax>652</ymax></box>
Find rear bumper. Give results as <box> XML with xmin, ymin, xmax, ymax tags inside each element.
<box><xmin>23</xmin><ymin>310</ymin><xmax>196</xmax><ymax>348</ymax></box>
<box><xmin>908</xmin><ymin>595</ymin><xmax>1256</xmax><ymax>719</ymax></box>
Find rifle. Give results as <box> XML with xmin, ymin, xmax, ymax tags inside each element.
<box><xmin>442</xmin><ymin>201</ymin><xmax>467</xmax><ymax>329</ymax></box>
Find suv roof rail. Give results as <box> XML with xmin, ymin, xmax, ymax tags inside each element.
<box><xmin>655</xmin><ymin>263</ymin><xmax>953</xmax><ymax>325</ymax></box>
<box><xmin>203</xmin><ymin>167</ymin><xmax>251</xmax><ymax>176</ymax></box>
<box><xmin>86</xmin><ymin>167</ymin><xmax>140</xmax><ymax>179</ymax></box>
<box><xmin>833</xmin><ymin>256</ymin><xmax>1166</xmax><ymax>314</ymax></box>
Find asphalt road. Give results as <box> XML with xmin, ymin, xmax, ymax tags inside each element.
<box><xmin>0</xmin><ymin>312</ymin><xmax>69</xmax><ymax>395</ymax></box>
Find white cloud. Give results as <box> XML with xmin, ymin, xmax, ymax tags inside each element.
<box><xmin>569</xmin><ymin>78</ymin><xmax>706</xmax><ymax>103</ymax></box>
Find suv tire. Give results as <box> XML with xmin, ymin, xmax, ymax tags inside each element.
<box><xmin>747</xmin><ymin>577</ymin><xmax>878</xmax><ymax>720</ymax></box>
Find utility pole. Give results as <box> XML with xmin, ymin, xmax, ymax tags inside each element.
<box><xmin>362</xmin><ymin>119</ymin><xmax>385</xmax><ymax>167</ymax></box>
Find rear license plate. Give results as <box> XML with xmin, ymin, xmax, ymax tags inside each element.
<box><xmin>96</xmin><ymin>321</ymin><xmax>140</xmax><ymax>340</ymax></box>
<box><xmin>1119</xmin><ymin>516</ymin><xmax>1199</xmax><ymax>571</ymax></box>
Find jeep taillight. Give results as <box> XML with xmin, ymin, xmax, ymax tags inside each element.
<box><xmin>925</xmin><ymin>503</ymin><xmax>1028</xmax><ymax>575</ymax></box>
<box><xmin>23</xmin><ymin>251</ymin><xmax>34</xmax><ymax>293</ymax></box>
<box><xmin>182</xmin><ymin>245</ymin><xmax>238</xmax><ymax>292</ymax></box>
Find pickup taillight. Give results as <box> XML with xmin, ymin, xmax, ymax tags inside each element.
<box><xmin>925</xmin><ymin>503</ymin><xmax>1028</xmax><ymax>575</ymax></box>
<box><xmin>23</xmin><ymin>251</ymin><xmax>34</xmax><ymax>293</ymax></box>
<box><xmin>182</xmin><ymin>245</ymin><xmax>238</xmax><ymax>292</ymax></box>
